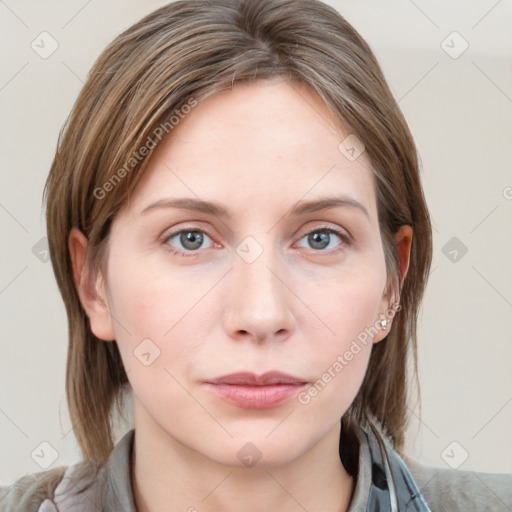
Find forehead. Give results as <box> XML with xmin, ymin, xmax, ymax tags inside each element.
<box><xmin>123</xmin><ymin>78</ymin><xmax>377</xmax><ymax>222</ymax></box>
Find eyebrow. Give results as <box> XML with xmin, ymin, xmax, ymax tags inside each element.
<box><xmin>140</xmin><ymin>195</ymin><xmax>370</xmax><ymax>219</ymax></box>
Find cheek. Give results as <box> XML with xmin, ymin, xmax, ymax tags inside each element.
<box><xmin>105</xmin><ymin>244</ymin><xmax>195</xmax><ymax>335</ymax></box>
<box><xmin>104</xmin><ymin>255</ymin><xmax>215</xmax><ymax>383</ymax></box>
<box><xmin>307</xmin><ymin>257</ymin><xmax>386</xmax><ymax>347</ymax></box>
<box><xmin>296</xmin><ymin>260</ymin><xmax>386</xmax><ymax>407</ymax></box>
<box><xmin>108</xmin><ymin>272</ymin><xmax>169</xmax><ymax>338</ymax></box>
<box><xmin>105</xmin><ymin>264</ymin><xmax>202</xmax><ymax>417</ymax></box>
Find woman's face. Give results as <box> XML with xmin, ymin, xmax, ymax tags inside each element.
<box><xmin>83</xmin><ymin>78</ymin><xmax>405</xmax><ymax>467</ymax></box>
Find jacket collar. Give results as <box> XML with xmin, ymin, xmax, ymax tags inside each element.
<box><xmin>355</xmin><ymin>421</ymin><xmax>432</xmax><ymax>511</ymax></box>
<box><xmin>102</xmin><ymin>428</ymin><xmax>137</xmax><ymax>511</ymax></box>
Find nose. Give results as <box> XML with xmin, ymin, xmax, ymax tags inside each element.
<box><xmin>223</xmin><ymin>244</ymin><xmax>295</xmax><ymax>344</ymax></box>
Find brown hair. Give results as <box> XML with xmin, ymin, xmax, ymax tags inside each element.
<box><xmin>45</xmin><ymin>0</ymin><xmax>432</xmax><ymax>463</ymax></box>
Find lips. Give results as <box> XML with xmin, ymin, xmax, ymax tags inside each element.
<box><xmin>205</xmin><ymin>371</ymin><xmax>308</xmax><ymax>386</ymax></box>
<box><xmin>204</xmin><ymin>371</ymin><xmax>308</xmax><ymax>409</ymax></box>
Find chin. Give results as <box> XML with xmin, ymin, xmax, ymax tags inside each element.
<box><xmin>201</xmin><ymin>432</ymin><xmax>307</xmax><ymax>469</ymax></box>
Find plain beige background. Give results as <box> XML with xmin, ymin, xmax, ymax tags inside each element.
<box><xmin>0</xmin><ymin>0</ymin><xmax>511</xmax><ymax>484</ymax></box>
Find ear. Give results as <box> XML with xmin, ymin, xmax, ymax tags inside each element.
<box><xmin>68</xmin><ymin>228</ymin><xmax>116</xmax><ymax>341</ymax></box>
<box><xmin>394</xmin><ymin>225</ymin><xmax>413</xmax><ymax>283</ymax></box>
<box><xmin>373</xmin><ymin>225</ymin><xmax>413</xmax><ymax>343</ymax></box>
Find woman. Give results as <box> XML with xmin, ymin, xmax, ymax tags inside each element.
<box><xmin>1</xmin><ymin>0</ymin><xmax>510</xmax><ymax>510</ymax></box>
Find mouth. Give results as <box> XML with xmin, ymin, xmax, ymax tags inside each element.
<box><xmin>203</xmin><ymin>371</ymin><xmax>309</xmax><ymax>409</ymax></box>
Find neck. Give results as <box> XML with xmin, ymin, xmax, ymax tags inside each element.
<box><xmin>131</xmin><ymin>415</ymin><xmax>355</xmax><ymax>512</ymax></box>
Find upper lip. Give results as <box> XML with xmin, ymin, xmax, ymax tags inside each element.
<box><xmin>205</xmin><ymin>371</ymin><xmax>308</xmax><ymax>386</ymax></box>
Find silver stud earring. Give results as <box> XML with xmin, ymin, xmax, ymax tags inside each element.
<box><xmin>380</xmin><ymin>318</ymin><xmax>388</xmax><ymax>330</ymax></box>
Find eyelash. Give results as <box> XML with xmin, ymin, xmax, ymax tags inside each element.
<box><xmin>161</xmin><ymin>225</ymin><xmax>352</xmax><ymax>258</ymax></box>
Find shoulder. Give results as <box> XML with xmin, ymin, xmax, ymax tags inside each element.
<box><xmin>0</xmin><ymin>466</ymin><xmax>67</xmax><ymax>512</ymax></box>
<box><xmin>404</xmin><ymin>455</ymin><xmax>512</xmax><ymax>512</ymax></box>
<box><xmin>0</xmin><ymin>461</ymin><xmax>104</xmax><ymax>512</ymax></box>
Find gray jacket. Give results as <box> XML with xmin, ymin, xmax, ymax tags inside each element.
<box><xmin>1</xmin><ymin>423</ymin><xmax>511</xmax><ymax>511</ymax></box>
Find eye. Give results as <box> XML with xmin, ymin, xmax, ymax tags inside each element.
<box><xmin>162</xmin><ymin>225</ymin><xmax>350</xmax><ymax>258</ymax></box>
<box><xmin>163</xmin><ymin>228</ymin><xmax>214</xmax><ymax>256</ymax></box>
<box><xmin>295</xmin><ymin>226</ymin><xmax>349</xmax><ymax>253</ymax></box>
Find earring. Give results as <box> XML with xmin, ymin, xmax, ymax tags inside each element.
<box><xmin>380</xmin><ymin>318</ymin><xmax>388</xmax><ymax>330</ymax></box>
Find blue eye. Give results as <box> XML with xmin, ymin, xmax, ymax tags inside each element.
<box><xmin>164</xmin><ymin>228</ymin><xmax>214</xmax><ymax>256</ymax></box>
<box><xmin>162</xmin><ymin>225</ymin><xmax>350</xmax><ymax>258</ymax></box>
<box><xmin>296</xmin><ymin>227</ymin><xmax>348</xmax><ymax>253</ymax></box>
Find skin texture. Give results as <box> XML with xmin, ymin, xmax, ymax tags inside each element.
<box><xmin>70</xmin><ymin>77</ymin><xmax>412</xmax><ymax>512</ymax></box>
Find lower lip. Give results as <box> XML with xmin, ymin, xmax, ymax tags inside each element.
<box><xmin>204</xmin><ymin>383</ymin><xmax>307</xmax><ymax>409</ymax></box>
